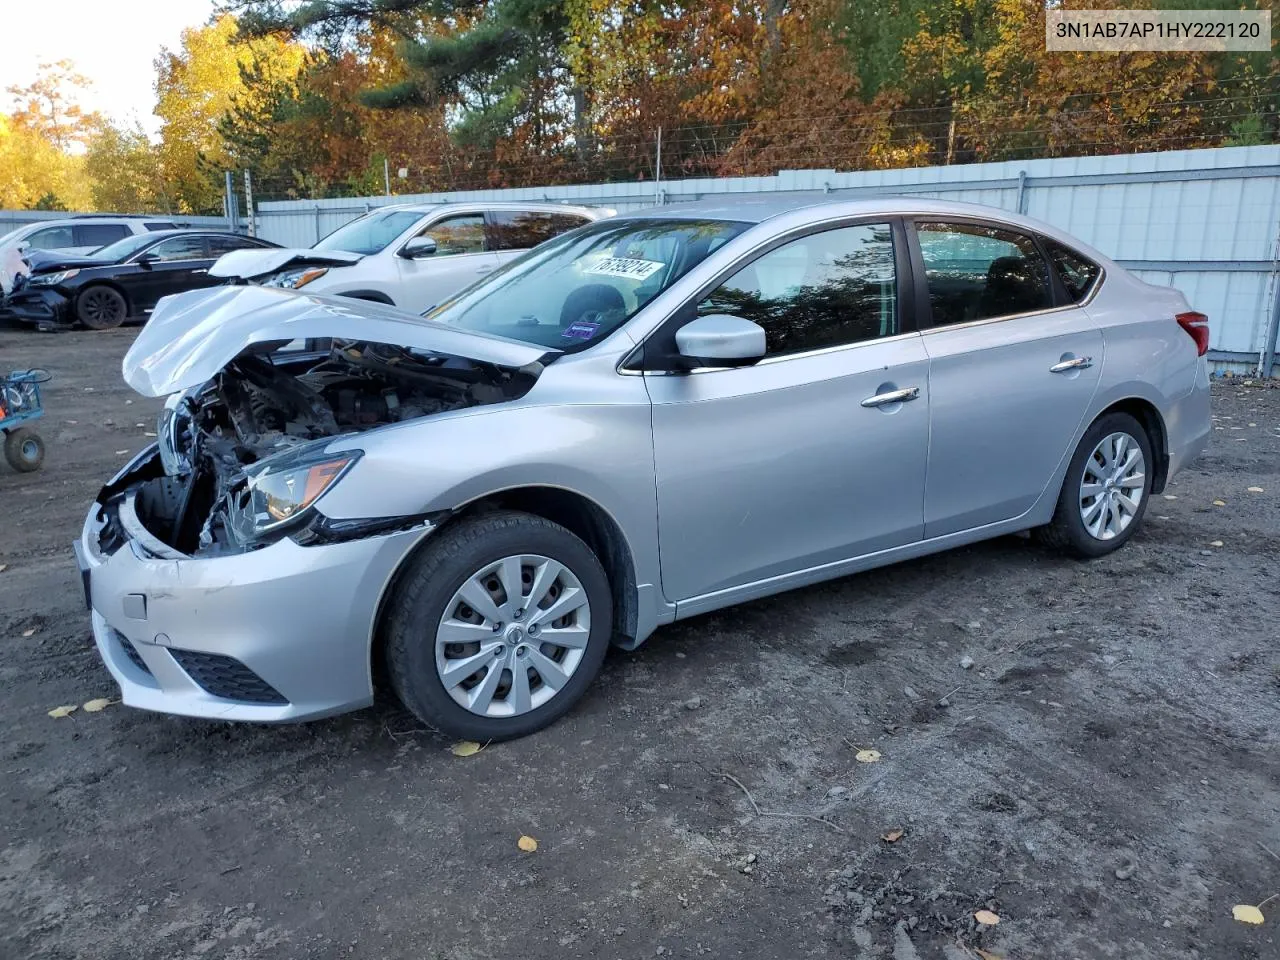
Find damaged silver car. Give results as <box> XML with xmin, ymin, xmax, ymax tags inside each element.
<box><xmin>78</xmin><ymin>198</ymin><xmax>1210</xmax><ymax>740</ymax></box>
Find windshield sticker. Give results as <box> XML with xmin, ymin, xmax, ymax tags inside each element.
<box><xmin>584</xmin><ymin>257</ymin><xmax>664</xmax><ymax>281</ymax></box>
<box><xmin>562</xmin><ymin>320</ymin><xmax>600</xmax><ymax>340</ymax></box>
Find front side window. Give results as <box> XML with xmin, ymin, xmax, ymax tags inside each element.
<box><xmin>93</xmin><ymin>233</ymin><xmax>161</xmax><ymax>262</ymax></box>
<box><xmin>696</xmin><ymin>223</ymin><xmax>898</xmax><ymax>356</ymax></box>
<box><xmin>27</xmin><ymin>226</ymin><xmax>75</xmax><ymax>250</ymax></box>
<box><xmin>75</xmin><ymin>224</ymin><xmax>129</xmax><ymax>247</ymax></box>
<box><xmin>314</xmin><ymin>209</ymin><xmax>423</xmax><ymax>255</ymax></box>
<box><xmin>1044</xmin><ymin>239</ymin><xmax>1101</xmax><ymax>302</ymax></box>
<box><xmin>488</xmin><ymin>211</ymin><xmax>590</xmax><ymax>251</ymax></box>
<box><xmin>421</xmin><ymin>214</ymin><xmax>487</xmax><ymax>255</ymax></box>
<box><xmin>916</xmin><ymin>221</ymin><xmax>1053</xmax><ymax>325</ymax></box>
<box><xmin>147</xmin><ymin>237</ymin><xmax>207</xmax><ymax>261</ymax></box>
<box><xmin>435</xmin><ymin>218</ymin><xmax>750</xmax><ymax>351</ymax></box>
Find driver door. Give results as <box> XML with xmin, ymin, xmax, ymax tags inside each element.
<box><xmin>395</xmin><ymin>213</ymin><xmax>500</xmax><ymax>312</ymax></box>
<box><xmin>644</xmin><ymin>221</ymin><xmax>930</xmax><ymax>606</ymax></box>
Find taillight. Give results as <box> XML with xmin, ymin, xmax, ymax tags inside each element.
<box><xmin>1176</xmin><ymin>311</ymin><xmax>1209</xmax><ymax>357</ymax></box>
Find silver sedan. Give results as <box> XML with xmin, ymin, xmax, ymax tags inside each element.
<box><xmin>77</xmin><ymin>197</ymin><xmax>1211</xmax><ymax>740</ymax></box>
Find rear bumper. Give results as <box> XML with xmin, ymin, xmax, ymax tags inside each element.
<box><xmin>78</xmin><ymin>471</ymin><xmax>432</xmax><ymax>722</ymax></box>
<box><xmin>1166</xmin><ymin>359</ymin><xmax>1212</xmax><ymax>481</ymax></box>
<box><xmin>0</xmin><ymin>288</ymin><xmax>71</xmax><ymax>326</ymax></box>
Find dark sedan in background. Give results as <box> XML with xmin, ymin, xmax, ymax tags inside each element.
<box><xmin>1</xmin><ymin>230</ymin><xmax>278</xmax><ymax>330</ymax></box>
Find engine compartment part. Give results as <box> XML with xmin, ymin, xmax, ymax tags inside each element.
<box><xmin>98</xmin><ymin>340</ymin><xmax>539</xmax><ymax>558</ymax></box>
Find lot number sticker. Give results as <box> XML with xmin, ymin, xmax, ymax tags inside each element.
<box><xmin>585</xmin><ymin>257</ymin><xmax>664</xmax><ymax>281</ymax></box>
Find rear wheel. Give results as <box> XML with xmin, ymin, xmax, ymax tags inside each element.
<box><xmin>1037</xmin><ymin>412</ymin><xmax>1153</xmax><ymax>558</ymax></box>
<box><xmin>384</xmin><ymin>510</ymin><xmax>612</xmax><ymax>741</ymax></box>
<box><xmin>4</xmin><ymin>428</ymin><xmax>44</xmax><ymax>472</ymax></box>
<box><xmin>76</xmin><ymin>285</ymin><xmax>127</xmax><ymax>330</ymax></box>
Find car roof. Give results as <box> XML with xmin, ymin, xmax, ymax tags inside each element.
<box><xmin>134</xmin><ymin>229</ymin><xmax>267</xmax><ymax>241</ymax></box>
<box><xmin>373</xmin><ymin>200</ymin><xmax>602</xmax><ymax>217</ymax></box>
<box><xmin>615</xmin><ymin>194</ymin><xmax>1033</xmax><ymax>225</ymax></box>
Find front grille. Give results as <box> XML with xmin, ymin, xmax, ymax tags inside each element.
<box><xmin>169</xmin><ymin>650</ymin><xmax>288</xmax><ymax>705</ymax></box>
<box><xmin>116</xmin><ymin>633</ymin><xmax>152</xmax><ymax>676</ymax></box>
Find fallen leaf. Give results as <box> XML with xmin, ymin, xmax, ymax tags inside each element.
<box><xmin>1212</xmin><ymin>499</ymin><xmax>1227</xmax><ymax>506</ymax></box>
<box><xmin>1248</xmin><ymin>486</ymin><xmax>1264</xmax><ymax>493</ymax></box>
<box><xmin>1163</xmin><ymin>494</ymin><xmax>1177</xmax><ymax>500</ymax></box>
<box><xmin>881</xmin><ymin>829</ymin><xmax>904</xmax><ymax>843</ymax></box>
<box><xmin>1232</xmin><ymin>904</ymin><xmax>1264</xmax><ymax>925</ymax></box>
<box><xmin>974</xmin><ymin>909</ymin><xmax>1001</xmax><ymax>926</ymax></box>
<box><xmin>976</xmin><ymin>950</ymin><xmax>1005</xmax><ymax>960</ymax></box>
<box><xmin>21</xmin><ymin>628</ymin><xmax>35</xmax><ymax>637</ymax></box>
<box><xmin>517</xmin><ymin>835</ymin><xmax>538</xmax><ymax>852</ymax></box>
<box><xmin>450</xmin><ymin>740</ymin><xmax>482</xmax><ymax>757</ymax></box>
<box><xmin>83</xmin><ymin>698</ymin><xmax>115</xmax><ymax>713</ymax></box>
<box><xmin>114</xmin><ymin>450</ymin><xmax>128</xmax><ymax>456</ymax></box>
<box><xmin>1210</xmin><ymin>540</ymin><xmax>1225</xmax><ymax>547</ymax></box>
<box><xmin>0</xmin><ymin>564</ymin><xmax>6</xmax><ymax>573</ymax></box>
<box><xmin>47</xmin><ymin>705</ymin><xmax>77</xmax><ymax>719</ymax></box>
<box><xmin>144</xmin><ymin>432</ymin><xmax>157</xmax><ymax>438</ymax></box>
<box><xmin>855</xmin><ymin>749</ymin><xmax>881</xmax><ymax>763</ymax></box>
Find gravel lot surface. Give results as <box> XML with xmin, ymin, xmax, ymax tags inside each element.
<box><xmin>1</xmin><ymin>326</ymin><xmax>1277</xmax><ymax>960</ymax></box>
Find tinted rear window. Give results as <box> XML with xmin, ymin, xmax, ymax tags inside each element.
<box><xmin>488</xmin><ymin>211</ymin><xmax>591</xmax><ymax>250</ymax></box>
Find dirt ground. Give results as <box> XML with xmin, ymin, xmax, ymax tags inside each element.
<box><xmin>1</xmin><ymin>325</ymin><xmax>1277</xmax><ymax>960</ymax></box>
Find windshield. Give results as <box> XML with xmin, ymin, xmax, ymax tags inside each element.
<box><xmin>93</xmin><ymin>233</ymin><xmax>160</xmax><ymax>261</ymax></box>
<box><xmin>314</xmin><ymin>209</ymin><xmax>424</xmax><ymax>255</ymax></box>
<box><xmin>429</xmin><ymin>218</ymin><xmax>750</xmax><ymax>350</ymax></box>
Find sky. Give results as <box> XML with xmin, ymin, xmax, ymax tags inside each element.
<box><xmin>0</xmin><ymin>0</ymin><xmax>217</xmax><ymax>137</ymax></box>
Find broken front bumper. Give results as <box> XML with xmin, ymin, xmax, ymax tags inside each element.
<box><xmin>77</xmin><ymin>453</ymin><xmax>432</xmax><ymax>722</ymax></box>
<box><xmin>1</xmin><ymin>288</ymin><xmax>71</xmax><ymax>326</ymax></box>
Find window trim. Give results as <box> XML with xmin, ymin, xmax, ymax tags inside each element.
<box><xmin>626</xmin><ymin>215</ymin><xmax>915</xmax><ymax>374</ymax></box>
<box><xmin>905</xmin><ymin>216</ymin><xmax>1103</xmax><ymax>333</ymax></box>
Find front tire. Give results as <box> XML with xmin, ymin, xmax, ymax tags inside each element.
<box><xmin>1037</xmin><ymin>412</ymin><xmax>1153</xmax><ymax>558</ymax></box>
<box><xmin>384</xmin><ymin>510</ymin><xmax>613</xmax><ymax>741</ymax></box>
<box><xmin>76</xmin><ymin>285</ymin><xmax>127</xmax><ymax>330</ymax></box>
<box><xmin>4</xmin><ymin>428</ymin><xmax>45</xmax><ymax>472</ymax></box>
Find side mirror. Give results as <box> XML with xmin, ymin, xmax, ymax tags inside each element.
<box><xmin>135</xmin><ymin>252</ymin><xmax>158</xmax><ymax>269</ymax></box>
<box><xmin>674</xmin><ymin>314</ymin><xmax>767</xmax><ymax>368</ymax></box>
<box><xmin>399</xmin><ymin>236</ymin><xmax>437</xmax><ymax>259</ymax></box>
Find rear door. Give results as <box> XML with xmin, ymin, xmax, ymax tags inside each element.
<box><xmin>394</xmin><ymin>213</ymin><xmax>499</xmax><ymax>312</ymax></box>
<box><xmin>911</xmin><ymin>219</ymin><xmax>1103</xmax><ymax>538</ymax></box>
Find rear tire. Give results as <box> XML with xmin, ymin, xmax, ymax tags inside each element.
<box><xmin>4</xmin><ymin>428</ymin><xmax>45</xmax><ymax>472</ymax></box>
<box><xmin>383</xmin><ymin>510</ymin><xmax>612</xmax><ymax>741</ymax></box>
<box><xmin>1036</xmin><ymin>412</ymin><xmax>1153</xmax><ymax>559</ymax></box>
<box><xmin>76</xmin><ymin>285</ymin><xmax>127</xmax><ymax>330</ymax></box>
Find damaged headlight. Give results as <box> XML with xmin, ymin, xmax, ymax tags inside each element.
<box><xmin>231</xmin><ymin>446</ymin><xmax>361</xmax><ymax>539</ymax></box>
<box><xmin>263</xmin><ymin>267</ymin><xmax>329</xmax><ymax>290</ymax></box>
<box><xmin>28</xmin><ymin>269</ymin><xmax>79</xmax><ymax>286</ymax></box>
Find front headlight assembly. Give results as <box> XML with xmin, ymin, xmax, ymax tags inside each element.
<box><xmin>262</xmin><ymin>266</ymin><xmax>329</xmax><ymax>290</ymax></box>
<box><xmin>227</xmin><ymin>446</ymin><xmax>360</xmax><ymax>543</ymax></box>
<box><xmin>28</xmin><ymin>269</ymin><xmax>79</xmax><ymax>286</ymax></box>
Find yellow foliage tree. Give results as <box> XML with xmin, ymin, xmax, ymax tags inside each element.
<box><xmin>154</xmin><ymin>13</ymin><xmax>306</xmax><ymax>214</ymax></box>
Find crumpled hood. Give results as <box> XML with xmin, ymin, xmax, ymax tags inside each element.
<box><xmin>209</xmin><ymin>246</ymin><xmax>362</xmax><ymax>280</ymax></box>
<box><xmin>26</xmin><ymin>250</ymin><xmax>114</xmax><ymax>272</ymax></box>
<box><xmin>122</xmin><ymin>285</ymin><xmax>556</xmax><ymax>397</ymax></box>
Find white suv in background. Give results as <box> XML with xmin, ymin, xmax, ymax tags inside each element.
<box><xmin>0</xmin><ymin>215</ymin><xmax>179</xmax><ymax>259</ymax></box>
<box><xmin>210</xmin><ymin>201</ymin><xmax>608</xmax><ymax>313</ymax></box>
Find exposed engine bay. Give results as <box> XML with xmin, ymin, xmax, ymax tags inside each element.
<box><xmin>98</xmin><ymin>340</ymin><xmax>540</xmax><ymax>558</ymax></box>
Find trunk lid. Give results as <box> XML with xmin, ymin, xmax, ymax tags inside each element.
<box><xmin>122</xmin><ymin>285</ymin><xmax>556</xmax><ymax>397</ymax></box>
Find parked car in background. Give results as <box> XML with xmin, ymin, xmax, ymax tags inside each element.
<box><xmin>0</xmin><ymin>215</ymin><xmax>181</xmax><ymax>268</ymax></box>
<box><xmin>1</xmin><ymin>230</ymin><xmax>277</xmax><ymax>330</ymax></box>
<box><xmin>78</xmin><ymin>197</ymin><xmax>1210</xmax><ymax>741</ymax></box>
<box><xmin>210</xmin><ymin>201</ymin><xmax>608</xmax><ymax>313</ymax></box>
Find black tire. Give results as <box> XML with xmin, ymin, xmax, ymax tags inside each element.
<box><xmin>4</xmin><ymin>428</ymin><xmax>45</xmax><ymax>472</ymax></box>
<box><xmin>1036</xmin><ymin>412</ymin><xmax>1153</xmax><ymax>559</ymax></box>
<box><xmin>76</xmin><ymin>285</ymin><xmax>127</xmax><ymax>330</ymax></box>
<box><xmin>384</xmin><ymin>510</ymin><xmax>613</xmax><ymax>741</ymax></box>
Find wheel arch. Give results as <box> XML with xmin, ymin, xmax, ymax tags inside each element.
<box><xmin>1094</xmin><ymin>397</ymin><xmax>1169</xmax><ymax>493</ymax></box>
<box><xmin>370</xmin><ymin>484</ymin><xmax>641</xmax><ymax>686</ymax></box>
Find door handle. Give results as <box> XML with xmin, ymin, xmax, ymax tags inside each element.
<box><xmin>861</xmin><ymin>386</ymin><xmax>920</xmax><ymax>408</ymax></box>
<box><xmin>190</xmin><ymin>269</ymin><xmax>208</xmax><ymax>275</ymax></box>
<box><xmin>1050</xmin><ymin>356</ymin><xmax>1092</xmax><ymax>373</ymax></box>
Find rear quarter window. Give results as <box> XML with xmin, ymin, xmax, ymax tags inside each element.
<box><xmin>1044</xmin><ymin>239</ymin><xmax>1101</xmax><ymax>302</ymax></box>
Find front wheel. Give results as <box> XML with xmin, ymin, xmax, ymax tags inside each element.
<box><xmin>384</xmin><ymin>510</ymin><xmax>613</xmax><ymax>741</ymax></box>
<box><xmin>4</xmin><ymin>428</ymin><xmax>45</xmax><ymax>472</ymax></box>
<box><xmin>1036</xmin><ymin>412</ymin><xmax>1153</xmax><ymax>558</ymax></box>
<box><xmin>76</xmin><ymin>285</ymin><xmax>127</xmax><ymax>330</ymax></box>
